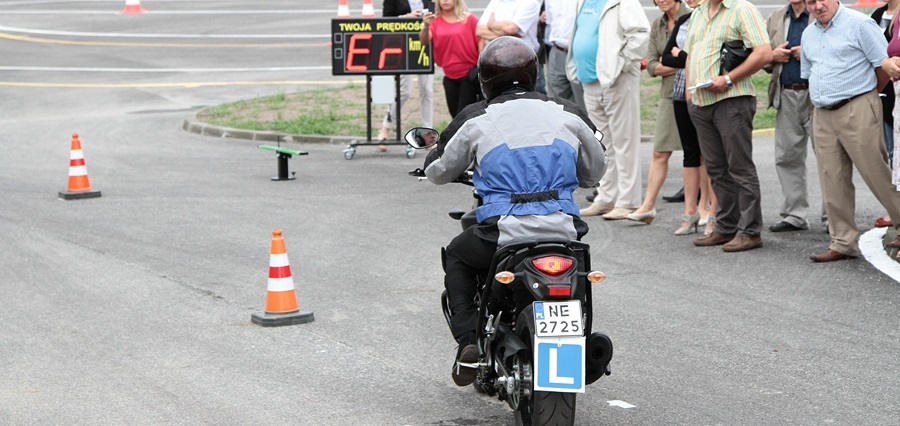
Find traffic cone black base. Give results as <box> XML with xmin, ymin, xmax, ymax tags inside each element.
<box><xmin>251</xmin><ymin>310</ymin><xmax>314</xmax><ymax>327</ymax></box>
<box><xmin>59</xmin><ymin>188</ymin><xmax>101</xmax><ymax>200</ymax></box>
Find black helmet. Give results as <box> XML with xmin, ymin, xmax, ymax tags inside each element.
<box><xmin>478</xmin><ymin>36</ymin><xmax>537</xmax><ymax>100</ymax></box>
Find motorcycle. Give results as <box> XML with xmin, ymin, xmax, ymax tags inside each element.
<box><xmin>405</xmin><ymin>128</ymin><xmax>614</xmax><ymax>426</ymax></box>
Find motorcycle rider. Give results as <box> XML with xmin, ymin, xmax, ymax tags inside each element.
<box><xmin>423</xmin><ymin>36</ymin><xmax>608</xmax><ymax>386</ymax></box>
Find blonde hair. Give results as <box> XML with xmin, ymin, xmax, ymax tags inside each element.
<box><xmin>443</xmin><ymin>0</ymin><xmax>469</xmax><ymax>21</ymax></box>
<box><xmin>890</xmin><ymin>1</ymin><xmax>900</xmax><ymax>37</ymax></box>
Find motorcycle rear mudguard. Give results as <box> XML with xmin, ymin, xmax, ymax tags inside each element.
<box><xmin>491</xmin><ymin>322</ymin><xmax>528</xmax><ymax>367</ymax></box>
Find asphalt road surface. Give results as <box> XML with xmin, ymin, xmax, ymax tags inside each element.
<box><xmin>1</xmin><ymin>1</ymin><xmax>898</xmax><ymax>425</ymax></box>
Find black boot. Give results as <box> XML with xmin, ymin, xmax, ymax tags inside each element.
<box><xmin>452</xmin><ymin>332</ymin><xmax>478</xmax><ymax>386</ymax></box>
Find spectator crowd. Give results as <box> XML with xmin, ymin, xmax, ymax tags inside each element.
<box><xmin>383</xmin><ymin>0</ymin><xmax>900</xmax><ymax>262</ymax></box>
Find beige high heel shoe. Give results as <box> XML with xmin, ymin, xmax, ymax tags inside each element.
<box><xmin>625</xmin><ymin>209</ymin><xmax>656</xmax><ymax>224</ymax></box>
<box><xmin>704</xmin><ymin>216</ymin><xmax>717</xmax><ymax>236</ymax></box>
<box><xmin>674</xmin><ymin>212</ymin><xmax>700</xmax><ymax>236</ymax></box>
<box><xmin>698</xmin><ymin>209</ymin><xmax>710</xmax><ymax>226</ymax></box>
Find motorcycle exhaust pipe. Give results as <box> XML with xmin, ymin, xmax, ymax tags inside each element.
<box><xmin>585</xmin><ymin>332</ymin><xmax>613</xmax><ymax>385</ymax></box>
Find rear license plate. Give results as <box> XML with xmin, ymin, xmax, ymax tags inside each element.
<box><xmin>533</xmin><ymin>301</ymin><xmax>583</xmax><ymax>337</ymax></box>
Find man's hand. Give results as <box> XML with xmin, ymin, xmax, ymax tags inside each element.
<box><xmin>671</xmin><ymin>46</ymin><xmax>681</xmax><ymax>57</ymax></box>
<box><xmin>405</xmin><ymin>9</ymin><xmax>423</xmax><ymax>18</ymax></box>
<box><xmin>476</xmin><ymin>13</ymin><xmax>498</xmax><ymax>40</ymax></box>
<box><xmin>790</xmin><ymin>46</ymin><xmax>801</xmax><ymax>61</ymax></box>
<box><xmin>772</xmin><ymin>42</ymin><xmax>791</xmax><ymax>64</ymax></box>
<box><xmin>703</xmin><ymin>75</ymin><xmax>729</xmax><ymax>93</ymax></box>
<box><xmin>882</xmin><ymin>57</ymin><xmax>900</xmax><ymax>79</ymax></box>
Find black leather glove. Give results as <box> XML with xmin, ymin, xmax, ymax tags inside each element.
<box><xmin>423</xmin><ymin>147</ymin><xmax>440</xmax><ymax>170</ymax></box>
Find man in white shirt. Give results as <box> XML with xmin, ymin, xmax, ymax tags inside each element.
<box><xmin>477</xmin><ymin>0</ymin><xmax>541</xmax><ymax>54</ymax></box>
<box><xmin>543</xmin><ymin>0</ymin><xmax>584</xmax><ymax>111</ymax></box>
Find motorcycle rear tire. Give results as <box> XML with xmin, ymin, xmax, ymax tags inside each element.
<box><xmin>515</xmin><ymin>391</ymin><xmax>575</xmax><ymax>426</ymax></box>
<box><xmin>513</xmin><ymin>311</ymin><xmax>576</xmax><ymax>426</ymax></box>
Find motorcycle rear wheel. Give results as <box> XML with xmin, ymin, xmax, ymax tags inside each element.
<box><xmin>514</xmin><ymin>391</ymin><xmax>576</xmax><ymax>426</ymax></box>
<box><xmin>513</xmin><ymin>311</ymin><xmax>576</xmax><ymax>426</ymax></box>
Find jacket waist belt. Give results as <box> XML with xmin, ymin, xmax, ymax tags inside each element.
<box><xmin>510</xmin><ymin>190</ymin><xmax>560</xmax><ymax>203</ymax></box>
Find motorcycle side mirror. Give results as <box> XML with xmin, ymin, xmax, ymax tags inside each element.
<box><xmin>405</xmin><ymin>127</ymin><xmax>439</xmax><ymax>149</ymax></box>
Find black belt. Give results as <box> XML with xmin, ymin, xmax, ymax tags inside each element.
<box><xmin>511</xmin><ymin>190</ymin><xmax>559</xmax><ymax>203</ymax></box>
<box><xmin>822</xmin><ymin>92</ymin><xmax>867</xmax><ymax>111</ymax></box>
<box><xmin>552</xmin><ymin>43</ymin><xmax>568</xmax><ymax>54</ymax></box>
<box><xmin>783</xmin><ymin>83</ymin><xmax>808</xmax><ymax>91</ymax></box>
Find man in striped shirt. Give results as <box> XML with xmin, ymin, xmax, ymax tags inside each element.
<box><xmin>684</xmin><ymin>0</ymin><xmax>772</xmax><ymax>252</ymax></box>
<box><xmin>801</xmin><ymin>0</ymin><xmax>900</xmax><ymax>262</ymax></box>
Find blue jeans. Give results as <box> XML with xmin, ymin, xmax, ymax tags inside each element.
<box><xmin>884</xmin><ymin>122</ymin><xmax>894</xmax><ymax>164</ymax></box>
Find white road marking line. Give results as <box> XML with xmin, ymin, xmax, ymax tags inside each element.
<box><xmin>0</xmin><ymin>25</ymin><xmax>327</xmax><ymax>39</ymax></box>
<box><xmin>0</xmin><ymin>66</ymin><xmax>331</xmax><ymax>72</ymax></box>
<box><xmin>607</xmin><ymin>400</ymin><xmax>636</xmax><ymax>409</ymax></box>
<box><xmin>859</xmin><ymin>227</ymin><xmax>900</xmax><ymax>283</ymax></box>
<box><xmin>0</xmin><ymin>80</ymin><xmax>363</xmax><ymax>88</ymax></box>
<box><xmin>0</xmin><ymin>9</ymin><xmax>342</xmax><ymax>14</ymax></box>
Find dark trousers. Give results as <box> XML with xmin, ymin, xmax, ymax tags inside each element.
<box><xmin>673</xmin><ymin>100</ymin><xmax>701</xmax><ymax>167</ymax></box>
<box><xmin>442</xmin><ymin>75</ymin><xmax>480</xmax><ymax>118</ymax></box>
<box><xmin>444</xmin><ymin>221</ymin><xmax>498</xmax><ymax>341</ymax></box>
<box><xmin>688</xmin><ymin>96</ymin><xmax>762</xmax><ymax>236</ymax></box>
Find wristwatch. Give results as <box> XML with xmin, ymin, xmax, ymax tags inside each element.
<box><xmin>725</xmin><ymin>74</ymin><xmax>734</xmax><ymax>88</ymax></box>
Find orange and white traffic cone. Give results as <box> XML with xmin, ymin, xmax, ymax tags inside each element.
<box><xmin>120</xmin><ymin>0</ymin><xmax>146</xmax><ymax>15</ymax></box>
<box><xmin>251</xmin><ymin>229</ymin><xmax>314</xmax><ymax>327</ymax></box>
<box><xmin>337</xmin><ymin>0</ymin><xmax>351</xmax><ymax>18</ymax></box>
<box><xmin>362</xmin><ymin>0</ymin><xmax>376</xmax><ymax>18</ymax></box>
<box><xmin>59</xmin><ymin>134</ymin><xmax>101</xmax><ymax>200</ymax></box>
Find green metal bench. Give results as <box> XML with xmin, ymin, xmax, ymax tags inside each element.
<box><xmin>257</xmin><ymin>144</ymin><xmax>308</xmax><ymax>181</ymax></box>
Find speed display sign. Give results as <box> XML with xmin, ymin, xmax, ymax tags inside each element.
<box><xmin>331</xmin><ymin>19</ymin><xmax>434</xmax><ymax>75</ymax></box>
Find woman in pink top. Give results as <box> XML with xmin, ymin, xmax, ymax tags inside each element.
<box><xmin>887</xmin><ymin>15</ymin><xmax>900</xmax><ymax>193</ymax></box>
<box><xmin>420</xmin><ymin>0</ymin><xmax>481</xmax><ymax>118</ymax></box>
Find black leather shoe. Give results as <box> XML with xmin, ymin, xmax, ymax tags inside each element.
<box><xmin>586</xmin><ymin>188</ymin><xmax>598</xmax><ymax>202</ymax></box>
<box><xmin>768</xmin><ymin>221</ymin><xmax>807</xmax><ymax>233</ymax></box>
<box><xmin>662</xmin><ymin>187</ymin><xmax>685</xmax><ymax>203</ymax></box>
<box><xmin>452</xmin><ymin>333</ymin><xmax>478</xmax><ymax>386</ymax></box>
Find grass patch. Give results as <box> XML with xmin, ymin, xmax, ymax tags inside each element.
<box><xmin>640</xmin><ymin>71</ymin><xmax>775</xmax><ymax>135</ymax></box>
<box><xmin>198</xmin><ymin>72</ymin><xmax>778</xmax><ymax>138</ymax></box>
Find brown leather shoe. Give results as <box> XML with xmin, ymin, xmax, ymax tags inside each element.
<box><xmin>722</xmin><ymin>235</ymin><xmax>763</xmax><ymax>252</ymax></box>
<box><xmin>693</xmin><ymin>232</ymin><xmax>736</xmax><ymax>247</ymax></box>
<box><xmin>885</xmin><ymin>234</ymin><xmax>900</xmax><ymax>249</ymax></box>
<box><xmin>809</xmin><ymin>249</ymin><xmax>856</xmax><ymax>262</ymax></box>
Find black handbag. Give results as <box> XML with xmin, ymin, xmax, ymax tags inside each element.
<box><xmin>720</xmin><ymin>40</ymin><xmax>752</xmax><ymax>75</ymax></box>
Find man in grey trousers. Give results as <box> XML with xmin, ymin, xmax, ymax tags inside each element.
<box><xmin>543</xmin><ymin>0</ymin><xmax>584</xmax><ymax>111</ymax></box>
<box><xmin>763</xmin><ymin>0</ymin><xmax>823</xmax><ymax>233</ymax></box>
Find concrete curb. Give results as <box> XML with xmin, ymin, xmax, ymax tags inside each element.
<box><xmin>183</xmin><ymin>115</ymin><xmax>774</xmax><ymax>145</ymax></box>
<box><xmin>752</xmin><ymin>128</ymin><xmax>775</xmax><ymax>137</ymax></box>
<box><xmin>182</xmin><ymin>117</ymin><xmax>359</xmax><ymax>145</ymax></box>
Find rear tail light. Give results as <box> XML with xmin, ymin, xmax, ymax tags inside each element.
<box><xmin>531</xmin><ymin>256</ymin><xmax>573</xmax><ymax>276</ymax></box>
<box><xmin>547</xmin><ymin>285</ymin><xmax>572</xmax><ymax>297</ymax></box>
